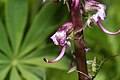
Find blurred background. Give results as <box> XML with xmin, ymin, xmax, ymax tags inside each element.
<box><xmin>0</xmin><ymin>0</ymin><xmax>120</xmax><ymax>80</ymax></box>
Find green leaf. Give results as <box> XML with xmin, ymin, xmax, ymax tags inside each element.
<box><xmin>10</xmin><ymin>67</ymin><xmax>22</xmax><ymax>80</ymax></box>
<box><xmin>18</xmin><ymin>65</ymin><xmax>40</xmax><ymax>80</ymax></box>
<box><xmin>0</xmin><ymin>19</ymin><xmax>11</xmax><ymax>57</ymax></box>
<box><xmin>20</xmin><ymin>65</ymin><xmax>46</xmax><ymax>80</ymax></box>
<box><xmin>0</xmin><ymin>52</ymin><xmax>8</xmax><ymax>60</ymax></box>
<box><xmin>19</xmin><ymin>2</ymin><xmax>63</xmax><ymax>57</ymax></box>
<box><xmin>0</xmin><ymin>52</ymin><xmax>10</xmax><ymax>64</ymax></box>
<box><xmin>5</xmin><ymin>0</ymin><xmax>28</xmax><ymax>54</ymax></box>
<box><xmin>0</xmin><ymin>65</ymin><xmax>11</xmax><ymax>80</ymax></box>
<box><xmin>28</xmin><ymin>0</ymin><xmax>42</xmax><ymax>22</ymax></box>
<box><xmin>46</xmin><ymin>68</ymin><xmax>78</xmax><ymax>80</ymax></box>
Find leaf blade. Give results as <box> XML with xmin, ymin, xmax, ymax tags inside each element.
<box><xmin>0</xmin><ymin>19</ymin><xmax>11</xmax><ymax>57</ymax></box>
<box><xmin>0</xmin><ymin>65</ymin><xmax>11</xmax><ymax>80</ymax></box>
<box><xmin>17</xmin><ymin>65</ymin><xmax>40</xmax><ymax>80</ymax></box>
<box><xmin>10</xmin><ymin>67</ymin><xmax>22</xmax><ymax>80</ymax></box>
<box><xmin>5</xmin><ymin>0</ymin><xmax>28</xmax><ymax>53</ymax></box>
<box><xmin>19</xmin><ymin>2</ymin><xmax>62</xmax><ymax>57</ymax></box>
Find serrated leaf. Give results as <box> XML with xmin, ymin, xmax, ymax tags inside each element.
<box><xmin>5</xmin><ymin>0</ymin><xmax>28</xmax><ymax>53</ymax></box>
<box><xmin>10</xmin><ymin>67</ymin><xmax>22</xmax><ymax>80</ymax></box>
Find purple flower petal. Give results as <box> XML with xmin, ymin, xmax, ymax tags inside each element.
<box><xmin>73</xmin><ymin>0</ymin><xmax>79</xmax><ymax>9</ymax></box>
<box><xmin>44</xmin><ymin>22</ymin><xmax>73</xmax><ymax>63</ymax></box>
<box><xmin>66</xmin><ymin>41</ymin><xmax>71</xmax><ymax>47</ymax></box>
<box><xmin>85</xmin><ymin>0</ymin><xmax>106</xmax><ymax>24</ymax></box>
<box><xmin>85</xmin><ymin>0</ymin><xmax>99</xmax><ymax>12</ymax></box>
<box><xmin>97</xmin><ymin>18</ymin><xmax>120</xmax><ymax>35</ymax></box>
<box><xmin>85</xmin><ymin>48</ymin><xmax>90</xmax><ymax>53</ymax></box>
<box><xmin>50</xmin><ymin>31</ymin><xmax>66</xmax><ymax>46</ymax></box>
<box><xmin>96</xmin><ymin>4</ymin><xmax>106</xmax><ymax>21</ymax></box>
<box><xmin>50</xmin><ymin>22</ymin><xmax>73</xmax><ymax>46</ymax></box>
<box><xmin>43</xmin><ymin>45</ymin><xmax>66</xmax><ymax>63</ymax></box>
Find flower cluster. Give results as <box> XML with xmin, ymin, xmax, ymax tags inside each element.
<box><xmin>44</xmin><ymin>0</ymin><xmax>120</xmax><ymax>63</ymax></box>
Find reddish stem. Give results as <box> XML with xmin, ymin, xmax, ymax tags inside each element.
<box><xmin>70</xmin><ymin>0</ymin><xmax>90</xmax><ymax>80</ymax></box>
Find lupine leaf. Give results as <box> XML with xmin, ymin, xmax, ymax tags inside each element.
<box><xmin>0</xmin><ymin>19</ymin><xmax>11</xmax><ymax>57</ymax></box>
<box><xmin>18</xmin><ymin>65</ymin><xmax>40</xmax><ymax>80</ymax></box>
<box><xmin>0</xmin><ymin>52</ymin><xmax>10</xmax><ymax>64</ymax></box>
<box><xmin>28</xmin><ymin>0</ymin><xmax>43</xmax><ymax>22</ymax></box>
<box><xmin>20</xmin><ymin>65</ymin><xmax>46</xmax><ymax>80</ymax></box>
<box><xmin>5</xmin><ymin>0</ymin><xmax>28</xmax><ymax>54</ymax></box>
<box><xmin>0</xmin><ymin>65</ymin><xmax>11</xmax><ymax>80</ymax></box>
<box><xmin>0</xmin><ymin>52</ymin><xmax>8</xmax><ymax>60</ymax></box>
<box><xmin>19</xmin><ymin>2</ymin><xmax>67</xmax><ymax>58</ymax></box>
<box><xmin>10</xmin><ymin>67</ymin><xmax>22</xmax><ymax>80</ymax></box>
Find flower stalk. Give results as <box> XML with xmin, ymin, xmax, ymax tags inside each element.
<box><xmin>43</xmin><ymin>0</ymin><xmax>120</xmax><ymax>80</ymax></box>
<box><xmin>70</xmin><ymin>0</ymin><xmax>90</xmax><ymax>80</ymax></box>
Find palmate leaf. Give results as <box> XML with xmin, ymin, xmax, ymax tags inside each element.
<box><xmin>0</xmin><ymin>0</ymin><xmax>71</xmax><ymax>80</ymax></box>
<box><xmin>17</xmin><ymin>65</ymin><xmax>45</xmax><ymax>80</ymax></box>
<box><xmin>18</xmin><ymin>65</ymin><xmax>46</xmax><ymax>80</ymax></box>
<box><xmin>19</xmin><ymin>2</ymin><xmax>64</xmax><ymax>58</ymax></box>
<box><xmin>10</xmin><ymin>67</ymin><xmax>22</xmax><ymax>80</ymax></box>
<box><xmin>28</xmin><ymin>0</ymin><xmax>43</xmax><ymax>22</ymax></box>
<box><xmin>5</xmin><ymin>0</ymin><xmax>28</xmax><ymax>54</ymax></box>
<box><xmin>18</xmin><ymin>66</ymin><xmax>40</xmax><ymax>80</ymax></box>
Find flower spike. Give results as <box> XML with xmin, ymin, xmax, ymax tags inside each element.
<box><xmin>43</xmin><ymin>45</ymin><xmax>66</xmax><ymax>63</ymax></box>
<box><xmin>97</xmin><ymin>18</ymin><xmax>120</xmax><ymax>35</ymax></box>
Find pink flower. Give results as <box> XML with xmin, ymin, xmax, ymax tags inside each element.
<box><xmin>73</xmin><ymin>0</ymin><xmax>79</xmax><ymax>9</ymax></box>
<box><xmin>50</xmin><ymin>22</ymin><xmax>73</xmax><ymax>46</ymax></box>
<box><xmin>85</xmin><ymin>0</ymin><xmax>120</xmax><ymax>35</ymax></box>
<box><xmin>44</xmin><ymin>22</ymin><xmax>73</xmax><ymax>63</ymax></box>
